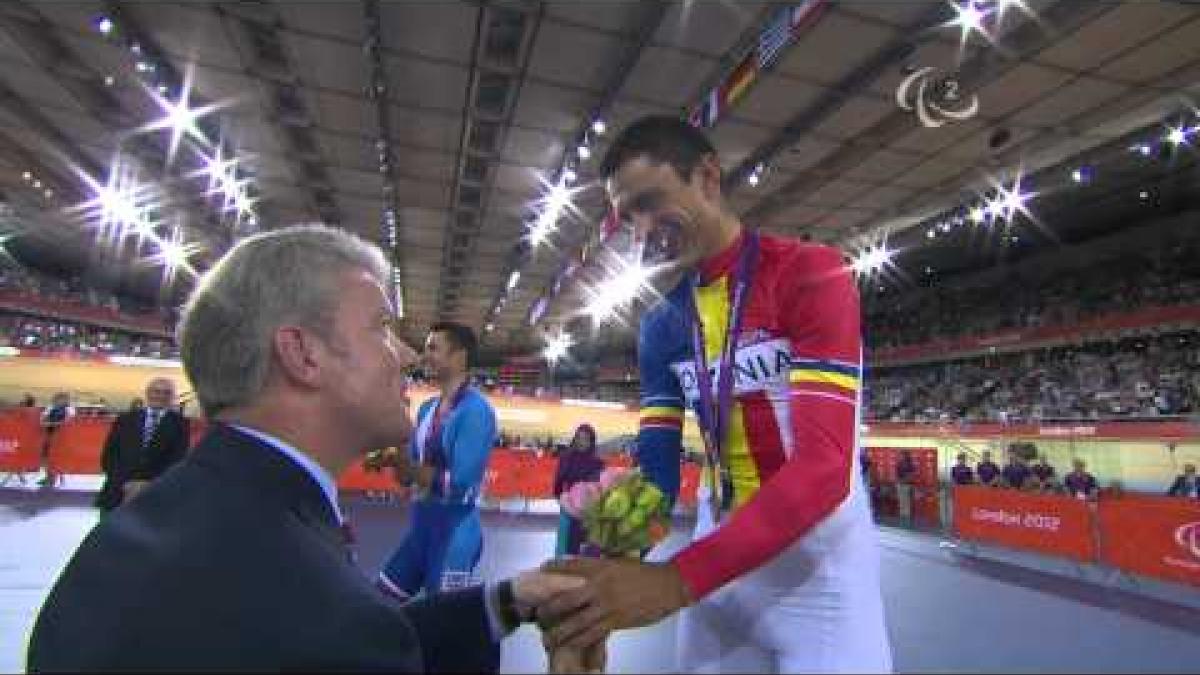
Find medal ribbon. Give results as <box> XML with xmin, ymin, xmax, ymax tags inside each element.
<box><xmin>419</xmin><ymin>381</ymin><xmax>471</xmax><ymax>500</ymax></box>
<box><xmin>686</xmin><ymin>231</ymin><xmax>759</xmax><ymax>517</ymax></box>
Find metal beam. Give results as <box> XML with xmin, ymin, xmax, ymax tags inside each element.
<box><xmin>501</xmin><ymin>0</ymin><xmax>671</xmax><ymax>337</ymax></box>
<box><xmin>435</xmin><ymin>1</ymin><xmax>547</xmax><ymax>335</ymax></box>
<box><xmin>210</xmin><ymin>1</ymin><xmax>342</xmax><ymax>228</ymax></box>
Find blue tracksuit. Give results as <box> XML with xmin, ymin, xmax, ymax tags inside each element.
<box><xmin>379</xmin><ymin>386</ymin><xmax>497</xmax><ymax>596</ymax></box>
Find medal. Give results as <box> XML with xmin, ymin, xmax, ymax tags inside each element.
<box><xmin>686</xmin><ymin>231</ymin><xmax>759</xmax><ymax>521</ymax></box>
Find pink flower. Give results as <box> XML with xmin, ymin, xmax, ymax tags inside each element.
<box><xmin>561</xmin><ymin>481</ymin><xmax>601</xmax><ymax>517</ymax></box>
<box><xmin>598</xmin><ymin>467</ymin><xmax>627</xmax><ymax>491</ymax></box>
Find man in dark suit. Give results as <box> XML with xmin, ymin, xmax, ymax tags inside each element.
<box><xmin>27</xmin><ymin>225</ymin><xmax>581</xmax><ymax>672</ymax></box>
<box><xmin>1168</xmin><ymin>463</ymin><xmax>1199</xmax><ymax>499</ymax></box>
<box><xmin>95</xmin><ymin>377</ymin><xmax>191</xmax><ymax>511</ymax></box>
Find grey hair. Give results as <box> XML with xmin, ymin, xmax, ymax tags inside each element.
<box><xmin>177</xmin><ymin>224</ymin><xmax>390</xmax><ymax>417</ymax></box>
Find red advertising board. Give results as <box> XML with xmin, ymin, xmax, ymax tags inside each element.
<box><xmin>1097</xmin><ymin>495</ymin><xmax>1200</xmax><ymax>588</ymax></box>
<box><xmin>952</xmin><ymin>485</ymin><xmax>1096</xmax><ymax>562</ymax></box>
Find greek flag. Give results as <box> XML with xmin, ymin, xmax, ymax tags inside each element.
<box><xmin>757</xmin><ymin>1</ymin><xmax>825</xmax><ymax>71</ymax></box>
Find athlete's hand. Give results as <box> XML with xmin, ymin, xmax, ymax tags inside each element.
<box><xmin>536</xmin><ymin>557</ymin><xmax>693</xmax><ymax>651</ymax></box>
<box><xmin>413</xmin><ymin>465</ymin><xmax>436</xmax><ymax>491</ymax></box>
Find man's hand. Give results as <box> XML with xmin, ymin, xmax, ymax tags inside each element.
<box><xmin>536</xmin><ymin>557</ymin><xmax>693</xmax><ymax>651</ymax></box>
<box><xmin>510</xmin><ymin>568</ymin><xmax>587</xmax><ymax>614</ymax></box>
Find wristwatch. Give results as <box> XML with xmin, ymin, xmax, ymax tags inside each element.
<box><xmin>493</xmin><ymin>579</ymin><xmax>533</xmax><ymax>634</ymax></box>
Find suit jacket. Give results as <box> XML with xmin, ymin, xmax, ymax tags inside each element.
<box><xmin>95</xmin><ymin>408</ymin><xmax>191</xmax><ymax>511</ymax></box>
<box><xmin>29</xmin><ymin>424</ymin><xmax>500</xmax><ymax>672</ymax></box>
<box><xmin>1168</xmin><ymin>475</ymin><xmax>1199</xmax><ymax>498</ymax></box>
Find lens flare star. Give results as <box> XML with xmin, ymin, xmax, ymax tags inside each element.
<box><xmin>136</xmin><ymin>66</ymin><xmax>226</xmax><ymax>167</ymax></box>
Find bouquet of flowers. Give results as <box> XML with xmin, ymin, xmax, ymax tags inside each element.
<box><xmin>362</xmin><ymin>447</ymin><xmax>402</xmax><ymax>473</ymax></box>
<box><xmin>551</xmin><ymin>467</ymin><xmax>671</xmax><ymax>673</ymax></box>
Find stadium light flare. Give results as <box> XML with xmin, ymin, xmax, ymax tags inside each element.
<box><xmin>1166</xmin><ymin>126</ymin><xmax>1192</xmax><ymax>147</ymax></box>
<box><xmin>542</xmin><ymin>330</ymin><xmax>574</xmax><ymax>365</ymax></box>
<box><xmin>580</xmin><ymin>252</ymin><xmax>661</xmax><ymax>327</ymax></box>
<box><xmin>850</xmin><ymin>243</ymin><xmax>893</xmax><ymax>277</ymax></box>
<box><xmin>140</xmin><ymin>69</ymin><xmax>223</xmax><ymax>166</ymax></box>
<box><xmin>945</xmin><ymin>0</ymin><xmax>993</xmax><ymax>51</ymax></box>
<box><xmin>527</xmin><ymin>176</ymin><xmax>578</xmax><ymax>248</ymax></box>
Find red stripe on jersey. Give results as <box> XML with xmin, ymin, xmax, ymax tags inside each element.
<box><xmin>639</xmin><ymin>416</ymin><xmax>684</xmax><ymax>429</ymax></box>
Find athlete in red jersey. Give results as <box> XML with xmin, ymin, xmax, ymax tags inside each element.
<box><xmin>541</xmin><ymin>116</ymin><xmax>890</xmax><ymax>672</ymax></box>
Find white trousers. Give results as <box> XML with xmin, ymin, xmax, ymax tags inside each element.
<box><xmin>675</xmin><ymin>474</ymin><xmax>893</xmax><ymax>673</ymax></box>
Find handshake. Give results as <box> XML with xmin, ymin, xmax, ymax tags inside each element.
<box><xmin>505</xmin><ymin>556</ymin><xmax>694</xmax><ymax>674</ymax></box>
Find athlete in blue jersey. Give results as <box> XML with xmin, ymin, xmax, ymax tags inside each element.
<box><xmin>378</xmin><ymin>322</ymin><xmax>498</xmax><ymax>598</ymax></box>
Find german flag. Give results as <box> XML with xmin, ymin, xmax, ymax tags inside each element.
<box><xmin>721</xmin><ymin>54</ymin><xmax>757</xmax><ymax>108</ymax></box>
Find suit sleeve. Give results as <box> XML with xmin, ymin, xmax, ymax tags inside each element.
<box><xmin>636</xmin><ymin>310</ymin><xmax>685</xmax><ymax>506</ymax></box>
<box><xmin>440</xmin><ymin>397</ymin><xmax>497</xmax><ymax>503</ymax></box>
<box><xmin>401</xmin><ymin>587</ymin><xmax>500</xmax><ymax>672</ymax></box>
<box><xmin>1168</xmin><ymin>477</ymin><xmax>1183</xmax><ymax>497</ymax></box>
<box><xmin>671</xmin><ymin>245</ymin><xmax>862</xmax><ymax>599</ymax></box>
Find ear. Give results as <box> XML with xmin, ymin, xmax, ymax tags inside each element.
<box><xmin>272</xmin><ymin>326</ymin><xmax>324</xmax><ymax>389</ymax></box>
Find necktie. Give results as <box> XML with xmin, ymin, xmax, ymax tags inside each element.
<box><xmin>144</xmin><ymin>410</ymin><xmax>159</xmax><ymax>445</ymax></box>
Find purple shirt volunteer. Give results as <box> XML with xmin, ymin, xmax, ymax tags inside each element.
<box><xmin>1002</xmin><ymin>463</ymin><xmax>1031</xmax><ymax>489</ymax></box>
<box><xmin>1065</xmin><ymin>471</ymin><xmax>1097</xmax><ymax>497</ymax></box>
<box><xmin>977</xmin><ymin>461</ymin><xmax>1000</xmax><ymax>485</ymax></box>
<box><xmin>951</xmin><ymin>464</ymin><xmax>974</xmax><ymax>485</ymax></box>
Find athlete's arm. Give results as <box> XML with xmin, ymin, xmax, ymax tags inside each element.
<box><xmin>440</xmin><ymin>397</ymin><xmax>498</xmax><ymax>503</ymax></box>
<box><xmin>671</xmin><ymin>244</ymin><xmax>861</xmax><ymax>599</ymax></box>
<box><xmin>635</xmin><ymin>310</ymin><xmax>685</xmax><ymax>508</ymax></box>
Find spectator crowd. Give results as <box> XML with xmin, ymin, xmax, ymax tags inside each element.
<box><xmin>867</xmin><ymin>332</ymin><xmax>1199</xmax><ymax>423</ymax></box>
<box><xmin>866</xmin><ymin>234</ymin><xmax>1200</xmax><ymax>350</ymax></box>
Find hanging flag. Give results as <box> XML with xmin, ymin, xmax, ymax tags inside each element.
<box><xmin>722</xmin><ymin>54</ymin><xmax>757</xmax><ymax>107</ymax></box>
<box><xmin>758</xmin><ymin>0</ymin><xmax>827</xmax><ymax>71</ymax></box>
<box><xmin>757</xmin><ymin>6</ymin><xmax>794</xmax><ymax>71</ymax></box>
<box><xmin>688</xmin><ymin>87</ymin><xmax>721</xmax><ymax>128</ymax></box>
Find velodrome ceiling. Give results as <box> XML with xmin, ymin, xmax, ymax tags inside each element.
<box><xmin>0</xmin><ymin>1</ymin><xmax>1197</xmax><ymax>354</ymax></box>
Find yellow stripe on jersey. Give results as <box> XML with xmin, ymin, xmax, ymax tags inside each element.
<box><xmin>640</xmin><ymin>406</ymin><xmax>684</xmax><ymax>420</ymax></box>
<box><xmin>789</xmin><ymin>369</ymin><xmax>859</xmax><ymax>391</ymax></box>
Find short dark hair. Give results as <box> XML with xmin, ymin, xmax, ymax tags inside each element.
<box><xmin>430</xmin><ymin>322</ymin><xmax>478</xmax><ymax>368</ymax></box>
<box><xmin>599</xmin><ymin>115</ymin><xmax>717</xmax><ymax>182</ymax></box>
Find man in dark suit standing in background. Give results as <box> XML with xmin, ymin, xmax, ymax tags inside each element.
<box><xmin>27</xmin><ymin>225</ymin><xmax>582</xmax><ymax>672</ymax></box>
<box><xmin>95</xmin><ymin>377</ymin><xmax>190</xmax><ymax>511</ymax></box>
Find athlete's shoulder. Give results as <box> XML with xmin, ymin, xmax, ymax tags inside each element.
<box><xmin>758</xmin><ymin>233</ymin><xmax>847</xmax><ymax>272</ymax></box>
<box><xmin>757</xmin><ymin>233</ymin><xmax>850</xmax><ymax>288</ymax></box>
<box><xmin>639</xmin><ymin>279</ymin><xmax>689</xmax><ymax>339</ymax></box>
<box><xmin>465</xmin><ymin>386</ymin><xmax>497</xmax><ymax>413</ymax></box>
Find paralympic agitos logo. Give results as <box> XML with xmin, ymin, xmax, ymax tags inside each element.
<box><xmin>1175</xmin><ymin>521</ymin><xmax>1200</xmax><ymax>561</ymax></box>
